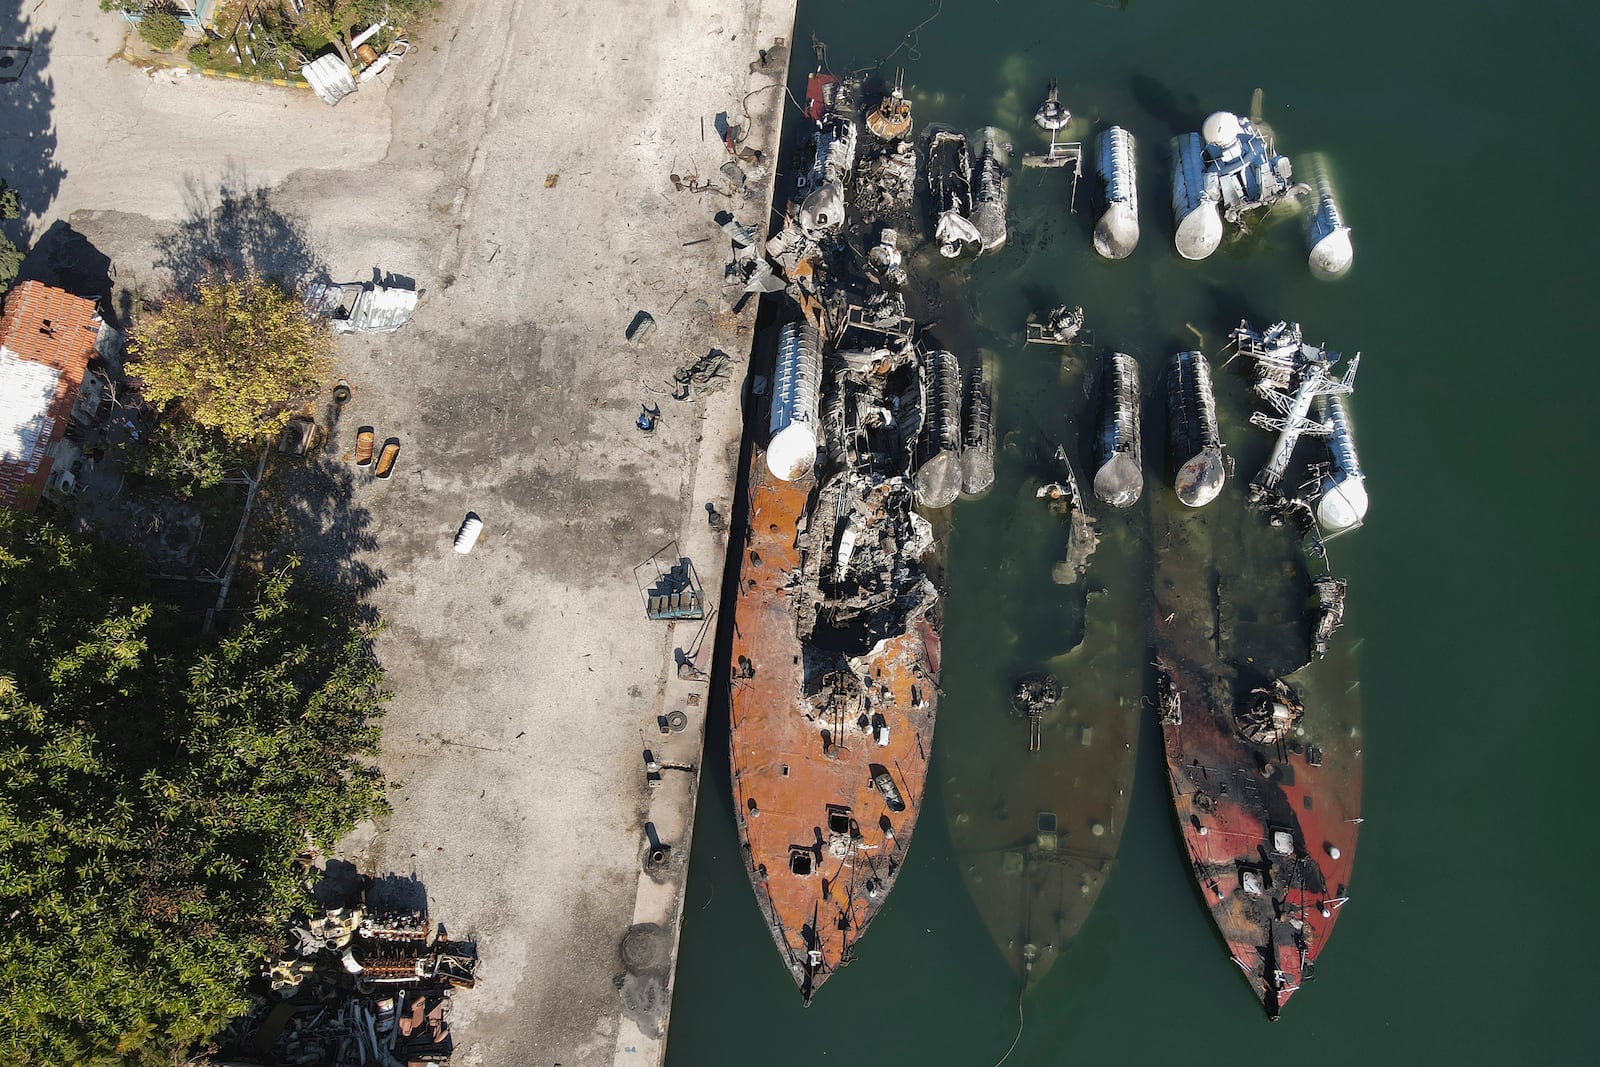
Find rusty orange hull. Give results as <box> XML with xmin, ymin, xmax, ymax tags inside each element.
<box><xmin>1152</xmin><ymin>487</ymin><xmax>1362</xmax><ymax>1018</ymax></box>
<box><xmin>728</xmin><ymin>444</ymin><xmax>940</xmax><ymax>1002</ymax></box>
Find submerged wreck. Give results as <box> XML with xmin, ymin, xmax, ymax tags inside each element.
<box><xmin>1153</xmin><ymin>319</ymin><xmax>1368</xmax><ymax>1018</ymax></box>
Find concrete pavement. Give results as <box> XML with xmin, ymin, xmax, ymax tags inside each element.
<box><xmin>0</xmin><ymin>0</ymin><xmax>797</xmax><ymax>1063</ymax></box>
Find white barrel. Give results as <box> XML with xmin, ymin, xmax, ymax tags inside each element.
<box><xmin>1093</xmin><ymin>126</ymin><xmax>1140</xmax><ymax>259</ymax></box>
<box><xmin>453</xmin><ymin>514</ymin><xmax>484</xmax><ymax>554</ymax></box>
<box><xmin>767</xmin><ymin>321</ymin><xmax>824</xmax><ymax>481</ymax></box>
<box><xmin>1316</xmin><ymin>394</ymin><xmax>1368</xmax><ymax>530</ymax></box>
<box><xmin>1305</xmin><ymin>154</ymin><xmax>1354</xmax><ymax>279</ymax></box>
<box><xmin>1171</xmin><ymin>134</ymin><xmax>1222</xmax><ymax>261</ymax></box>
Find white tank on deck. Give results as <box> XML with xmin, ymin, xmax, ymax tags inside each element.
<box><xmin>1093</xmin><ymin>126</ymin><xmax>1140</xmax><ymax>260</ymax></box>
<box><xmin>1316</xmin><ymin>394</ymin><xmax>1368</xmax><ymax>530</ymax></box>
<box><xmin>767</xmin><ymin>321</ymin><xmax>824</xmax><ymax>481</ymax></box>
<box><xmin>1171</xmin><ymin>134</ymin><xmax>1222</xmax><ymax>261</ymax></box>
<box><xmin>1305</xmin><ymin>154</ymin><xmax>1354</xmax><ymax>279</ymax></box>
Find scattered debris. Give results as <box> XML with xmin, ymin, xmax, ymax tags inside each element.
<box><xmin>207</xmin><ymin>884</ymin><xmax>478</xmax><ymax>1066</ymax></box>
<box><xmin>671</xmin><ymin>349</ymin><xmax>732</xmax><ymax>401</ymax></box>
<box><xmin>453</xmin><ymin>513</ymin><xmax>483</xmax><ymax>555</ymax></box>
<box><xmin>305</xmin><ymin>280</ymin><xmax>419</xmax><ymax>334</ymax></box>
<box><xmin>1026</xmin><ymin>305</ymin><xmax>1084</xmax><ymax>346</ymax></box>
<box><xmin>373</xmin><ymin>438</ymin><xmax>400</xmax><ymax>479</ymax></box>
<box><xmin>354</xmin><ymin>426</ymin><xmax>375</xmax><ymax>466</ymax></box>
<box><xmin>626</xmin><ymin>310</ymin><xmax>657</xmax><ymax>346</ymax></box>
<box><xmin>636</xmin><ymin>403</ymin><xmax>661</xmax><ymax>433</ymax></box>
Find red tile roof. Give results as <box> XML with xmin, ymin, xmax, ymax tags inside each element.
<box><xmin>0</xmin><ymin>281</ymin><xmax>101</xmax><ymax>511</ymax></box>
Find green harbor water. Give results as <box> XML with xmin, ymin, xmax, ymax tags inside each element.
<box><xmin>670</xmin><ymin>1</ymin><xmax>1597</xmax><ymax>1062</ymax></box>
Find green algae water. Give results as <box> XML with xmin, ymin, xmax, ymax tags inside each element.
<box><xmin>670</xmin><ymin>1</ymin><xmax>1597</xmax><ymax>1061</ymax></box>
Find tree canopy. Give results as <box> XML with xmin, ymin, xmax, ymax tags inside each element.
<box><xmin>1</xmin><ymin>181</ymin><xmax>23</xmax><ymax>291</ymax></box>
<box><xmin>292</xmin><ymin>0</ymin><xmax>439</xmax><ymax>64</ymax></box>
<box><xmin>129</xmin><ymin>268</ymin><xmax>334</xmax><ymax>445</ymax></box>
<box><xmin>0</xmin><ymin>512</ymin><xmax>389</xmax><ymax>1065</ymax></box>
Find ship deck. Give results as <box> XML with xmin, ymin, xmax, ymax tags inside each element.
<box><xmin>728</xmin><ymin>441</ymin><xmax>940</xmax><ymax>1002</ymax></box>
<box><xmin>1152</xmin><ymin>486</ymin><xmax>1362</xmax><ymax>1018</ymax></box>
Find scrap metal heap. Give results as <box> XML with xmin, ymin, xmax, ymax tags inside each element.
<box><xmin>205</xmin><ymin>893</ymin><xmax>478</xmax><ymax>1066</ymax></box>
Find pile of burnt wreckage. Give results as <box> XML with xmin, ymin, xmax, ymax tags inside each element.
<box><xmin>197</xmin><ymin>894</ymin><xmax>477</xmax><ymax>1067</ymax></box>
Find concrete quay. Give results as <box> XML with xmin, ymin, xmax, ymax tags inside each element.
<box><xmin>1</xmin><ymin>0</ymin><xmax>798</xmax><ymax>1063</ymax></box>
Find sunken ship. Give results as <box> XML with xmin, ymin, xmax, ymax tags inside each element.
<box><xmin>1152</xmin><ymin>320</ymin><xmax>1366</xmax><ymax>1018</ymax></box>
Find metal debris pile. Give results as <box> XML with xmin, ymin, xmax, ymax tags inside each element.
<box><xmin>204</xmin><ymin>899</ymin><xmax>478</xmax><ymax>1066</ymax></box>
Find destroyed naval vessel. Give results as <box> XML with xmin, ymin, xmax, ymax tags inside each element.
<box><xmin>1152</xmin><ymin>320</ymin><xmax>1366</xmax><ymax>1018</ymax></box>
<box><xmin>943</xmin><ymin>428</ymin><xmax>1145</xmax><ymax>988</ymax></box>
<box><xmin>728</xmin><ymin>65</ymin><xmax>949</xmax><ymax>1003</ymax></box>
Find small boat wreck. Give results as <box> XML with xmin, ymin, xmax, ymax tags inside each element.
<box><xmin>1092</xmin><ymin>126</ymin><xmax>1139</xmax><ymax>259</ymax></box>
<box><xmin>1092</xmin><ymin>352</ymin><xmax>1143</xmax><ymax>509</ymax></box>
<box><xmin>1166</xmin><ymin>350</ymin><xmax>1226</xmax><ymax>508</ymax></box>
<box><xmin>924</xmin><ymin>126</ymin><xmax>983</xmax><ymax>258</ymax></box>
<box><xmin>1170</xmin><ymin>109</ymin><xmax>1304</xmax><ymax>261</ymax></box>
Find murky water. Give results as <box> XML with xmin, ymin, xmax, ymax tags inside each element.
<box><xmin>669</xmin><ymin>1</ymin><xmax>1596</xmax><ymax>1062</ymax></box>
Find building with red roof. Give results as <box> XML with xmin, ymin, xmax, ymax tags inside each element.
<box><xmin>0</xmin><ymin>281</ymin><xmax>107</xmax><ymax>511</ymax></box>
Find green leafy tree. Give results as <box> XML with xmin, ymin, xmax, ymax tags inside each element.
<box><xmin>136</xmin><ymin>8</ymin><xmax>185</xmax><ymax>51</ymax></box>
<box><xmin>0</xmin><ymin>513</ymin><xmax>389</xmax><ymax>1066</ymax></box>
<box><xmin>127</xmin><ymin>420</ymin><xmax>243</xmax><ymax>499</ymax></box>
<box><xmin>129</xmin><ymin>268</ymin><xmax>334</xmax><ymax>445</ymax></box>
<box><xmin>0</xmin><ymin>181</ymin><xmax>23</xmax><ymax>291</ymax></box>
<box><xmin>292</xmin><ymin>0</ymin><xmax>438</xmax><ymax>65</ymax></box>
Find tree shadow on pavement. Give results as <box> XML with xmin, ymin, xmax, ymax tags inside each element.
<box><xmin>0</xmin><ymin>0</ymin><xmax>65</xmax><ymax>245</ymax></box>
<box><xmin>254</xmin><ymin>455</ymin><xmax>386</xmax><ymax>627</ymax></box>
<box><xmin>156</xmin><ymin>167</ymin><xmax>329</xmax><ymax>292</ymax></box>
<box><xmin>14</xmin><ymin>220</ymin><xmax>116</xmax><ymax>312</ymax></box>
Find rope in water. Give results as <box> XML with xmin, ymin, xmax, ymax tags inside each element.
<box><xmin>990</xmin><ymin>985</ymin><xmax>1025</xmax><ymax>1067</ymax></box>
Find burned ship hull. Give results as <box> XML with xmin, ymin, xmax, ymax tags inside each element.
<box><xmin>729</xmin><ymin>312</ymin><xmax>943</xmax><ymax>1003</ymax></box>
<box><xmin>1152</xmin><ymin>459</ymin><xmax>1361</xmax><ymax>1018</ymax></box>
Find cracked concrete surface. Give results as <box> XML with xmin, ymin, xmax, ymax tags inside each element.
<box><xmin>1</xmin><ymin>0</ymin><xmax>796</xmax><ymax>1062</ymax></box>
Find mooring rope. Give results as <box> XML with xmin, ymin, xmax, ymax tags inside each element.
<box><xmin>990</xmin><ymin>985</ymin><xmax>1026</xmax><ymax>1067</ymax></box>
